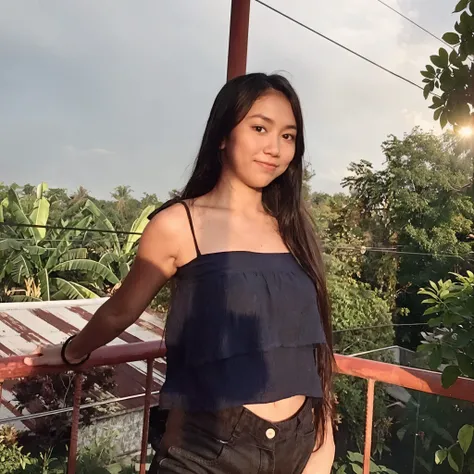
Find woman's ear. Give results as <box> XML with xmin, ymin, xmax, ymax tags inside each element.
<box><xmin>219</xmin><ymin>140</ymin><xmax>226</xmax><ymax>150</ymax></box>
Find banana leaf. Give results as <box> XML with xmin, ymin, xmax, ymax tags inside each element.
<box><xmin>50</xmin><ymin>259</ymin><xmax>119</xmax><ymax>284</ymax></box>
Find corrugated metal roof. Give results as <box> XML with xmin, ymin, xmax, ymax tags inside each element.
<box><xmin>0</xmin><ymin>298</ymin><xmax>166</xmax><ymax>424</ymax></box>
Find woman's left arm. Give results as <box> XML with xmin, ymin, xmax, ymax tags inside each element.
<box><xmin>303</xmin><ymin>416</ymin><xmax>335</xmax><ymax>474</ymax></box>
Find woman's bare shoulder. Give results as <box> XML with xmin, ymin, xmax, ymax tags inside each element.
<box><xmin>146</xmin><ymin>201</ymin><xmax>190</xmax><ymax>242</ymax></box>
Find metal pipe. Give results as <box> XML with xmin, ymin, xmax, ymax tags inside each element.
<box><xmin>348</xmin><ymin>345</ymin><xmax>401</xmax><ymax>357</ymax></box>
<box><xmin>1</xmin><ymin>344</ymin><xmax>474</xmax><ymax>408</ymax></box>
<box><xmin>334</xmin><ymin>354</ymin><xmax>474</xmax><ymax>403</ymax></box>
<box><xmin>227</xmin><ymin>0</ymin><xmax>251</xmax><ymax>80</ymax></box>
<box><xmin>363</xmin><ymin>379</ymin><xmax>375</xmax><ymax>474</ymax></box>
<box><xmin>68</xmin><ymin>373</ymin><xmax>83</xmax><ymax>474</ymax></box>
<box><xmin>139</xmin><ymin>359</ymin><xmax>154</xmax><ymax>474</ymax></box>
<box><xmin>0</xmin><ymin>340</ymin><xmax>166</xmax><ymax>380</ymax></box>
<box><xmin>0</xmin><ymin>390</ymin><xmax>161</xmax><ymax>424</ymax></box>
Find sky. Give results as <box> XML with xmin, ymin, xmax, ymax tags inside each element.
<box><xmin>0</xmin><ymin>0</ymin><xmax>457</xmax><ymax>200</ymax></box>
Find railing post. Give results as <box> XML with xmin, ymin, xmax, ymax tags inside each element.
<box><xmin>227</xmin><ymin>0</ymin><xmax>251</xmax><ymax>80</ymax></box>
<box><xmin>67</xmin><ymin>372</ymin><xmax>83</xmax><ymax>474</ymax></box>
<box><xmin>139</xmin><ymin>358</ymin><xmax>154</xmax><ymax>474</ymax></box>
<box><xmin>363</xmin><ymin>379</ymin><xmax>375</xmax><ymax>474</ymax></box>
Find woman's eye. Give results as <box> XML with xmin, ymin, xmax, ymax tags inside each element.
<box><xmin>283</xmin><ymin>133</ymin><xmax>295</xmax><ymax>141</ymax></box>
<box><xmin>253</xmin><ymin>126</ymin><xmax>266</xmax><ymax>133</ymax></box>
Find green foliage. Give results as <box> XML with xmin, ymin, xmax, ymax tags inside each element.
<box><xmin>395</xmin><ymin>387</ymin><xmax>474</xmax><ymax>474</ymax></box>
<box><xmin>84</xmin><ymin>198</ymin><xmax>155</xmax><ymax>283</ymax></box>
<box><xmin>343</xmin><ymin>130</ymin><xmax>473</xmax><ymax>286</ymax></box>
<box><xmin>421</xmin><ymin>1</ymin><xmax>474</xmax><ymax>131</ymax></box>
<box><xmin>23</xmin><ymin>447</ymin><xmax>65</xmax><ymax>474</ymax></box>
<box><xmin>417</xmin><ymin>273</ymin><xmax>474</xmax><ymax>385</ymax></box>
<box><xmin>343</xmin><ymin>128</ymin><xmax>474</xmax><ymax>347</ymax></box>
<box><xmin>309</xmin><ymin>187</ymin><xmax>395</xmax><ymax>458</ymax></box>
<box><xmin>434</xmin><ymin>425</ymin><xmax>474</xmax><ymax>473</ymax></box>
<box><xmin>0</xmin><ymin>183</ymin><xmax>160</xmax><ymax>302</ymax></box>
<box><xmin>310</xmin><ymin>192</ymin><xmax>395</xmax><ymax>355</ymax></box>
<box><xmin>329</xmin><ymin>275</ymin><xmax>394</xmax><ymax>354</ymax></box>
<box><xmin>334</xmin><ymin>376</ymin><xmax>394</xmax><ymax>458</ymax></box>
<box><xmin>21</xmin><ymin>437</ymin><xmax>136</xmax><ymax>474</ymax></box>
<box><xmin>0</xmin><ymin>184</ymin><xmax>103</xmax><ymax>301</ymax></box>
<box><xmin>332</xmin><ymin>451</ymin><xmax>398</xmax><ymax>474</ymax></box>
<box><xmin>0</xmin><ymin>425</ymin><xmax>32</xmax><ymax>473</ymax></box>
<box><xmin>75</xmin><ymin>432</ymin><xmax>137</xmax><ymax>474</ymax></box>
<box><xmin>75</xmin><ymin>433</ymin><xmax>117</xmax><ymax>474</ymax></box>
<box><xmin>417</xmin><ymin>272</ymin><xmax>474</xmax><ymax>472</ymax></box>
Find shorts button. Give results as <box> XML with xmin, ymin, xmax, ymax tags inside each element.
<box><xmin>265</xmin><ymin>428</ymin><xmax>276</xmax><ymax>439</ymax></box>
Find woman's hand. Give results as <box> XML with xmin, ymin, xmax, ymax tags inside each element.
<box><xmin>23</xmin><ymin>343</ymin><xmax>84</xmax><ymax>367</ymax></box>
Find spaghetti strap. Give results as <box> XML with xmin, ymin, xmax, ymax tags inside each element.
<box><xmin>179</xmin><ymin>201</ymin><xmax>202</xmax><ymax>257</ymax></box>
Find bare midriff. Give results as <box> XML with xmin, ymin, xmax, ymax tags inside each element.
<box><xmin>244</xmin><ymin>394</ymin><xmax>307</xmax><ymax>423</ymax></box>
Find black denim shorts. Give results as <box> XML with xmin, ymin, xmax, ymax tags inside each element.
<box><xmin>148</xmin><ymin>397</ymin><xmax>316</xmax><ymax>474</ymax></box>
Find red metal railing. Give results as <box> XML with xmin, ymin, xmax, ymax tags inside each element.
<box><xmin>1</xmin><ymin>344</ymin><xmax>474</xmax><ymax>474</ymax></box>
<box><xmin>334</xmin><ymin>354</ymin><xmax>474</xmax><ymax>474</ymax></box>
<box><xmin>0</xmin><ymin>342</ymin><xmax>163</xmax><ymax>474</ymax></box>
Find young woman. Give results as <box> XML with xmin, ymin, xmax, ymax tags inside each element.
<box><xmin>25</xmin><ymin>73</ymin><xmax>336</xmax><ymax>474</ymax></box>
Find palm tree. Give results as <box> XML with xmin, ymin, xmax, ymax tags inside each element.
<box><xmin>71</xmin><ymin>186</ymin><xmax>89</xmax><ymax>204</ymax></box>
<box><xmin>111</xmin><ymin>185</ymin><xmax>133</xmax><ymax>216</ymax></box>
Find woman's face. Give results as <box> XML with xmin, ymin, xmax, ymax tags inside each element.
<box><xmin>222</xmin><ymin>90</ymin><xmax>297</xmax><ymax>189</ymax></box>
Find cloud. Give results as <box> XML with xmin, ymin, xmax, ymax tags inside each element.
<box><xmin>0</xmin><ymin>0</ymin><xmax>457</xmax><ymax>196</ymax></box>
<box><xmin>248</xmin><ymin>0</ymin><xmax>454</xmax><ymax>191</ymax></box>
<box><xmin>401</xmin><ymin>109</ymin><xmax>438</xmax><ymax>134</ymax></box>
<box><xmin>63</xmin><ymin>146</ymin><xmax>116</xmax><ymax>158</ymax></box>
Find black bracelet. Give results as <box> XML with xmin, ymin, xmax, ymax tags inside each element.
<box><xmin>61</xmin><ymin>335</ymin><xmax>91</xmax><ymax>367</ymax></box>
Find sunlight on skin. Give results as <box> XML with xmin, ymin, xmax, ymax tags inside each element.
<box><xmin>302</xmin><ymin>443</ymin><xmax>335</xmax><ymax>474</ymax></box>
<box><xmin>302</xmin><ymin>418</ymin><xmax>335</xmax><ymax>474</ymax></box>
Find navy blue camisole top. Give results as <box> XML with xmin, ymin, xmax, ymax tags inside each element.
<box><xmin>154</xmin><ymin>201</ymin><xmax>326</xmax><ymax>411</ymax></box>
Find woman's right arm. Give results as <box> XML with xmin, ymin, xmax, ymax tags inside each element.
<box><xmin>24</xmin><ymin>205</ymin><xmax>184</xmax><ymax>366</ymax></box>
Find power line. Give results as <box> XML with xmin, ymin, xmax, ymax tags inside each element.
<box><xmin>376</xmin><ymin>0</ymin><xmax>474</xmax><ymax>65</ymax></box>
<box><xmin>254</xmin><ymin>0</ymin><xmax>437</xmax><ymax>96</ymax></box>
<box><xmin>0</xmin><ymin>221</ymin><xmax>142</xmax><ymax>236</ymax></box>
<box><xmin>0</xmin><ymin>236</ymin><xmax>128</xmax><ymax>244</ymax></box>
<box><xmin>365</xmin><ymin>248</ymin><xmax>469</xmax><ymax>259</ymax></box>
<box><xmin>1</xmin><ymin>223</ymin><xmax>471</xmax><ymax>260</ymax></box>
<box><xmin>334</xmin><ymin>322</ymin><xmax>428</xmax><ymax>334</ymax></box>
<box><xmin>376</xmin><ymin>0</ymin><xmax>453</xmax><ymax>51</ymax></box>
<box><xmin>330</xmin><ymin>245</ymin><xmax>472</xmax><ymax>260</ymax></box>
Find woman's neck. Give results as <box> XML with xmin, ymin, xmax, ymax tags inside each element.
<box><xmin>206</xmin><ymin>171</ymin><xmax>264</xmax><ymax>214</ymax></box>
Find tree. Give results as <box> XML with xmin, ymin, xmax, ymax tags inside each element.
<box><xmin>22</xmin><ymin>184</ymin><xmax>35</xmax><ymax>197</ymax></box>
<box><xmin>420</xmin><ymin>0</ymin><xmax>474</xmax><ymax>132</ymax></box>
<box><xmin>307</xmin><ymin>182</ymin><xmax>395</xmax><ymax>460</ymax></box>
<box><xmin>70</xmin><ymin>186</ymin><xmax>89</xmax><ymax>204</ymax></box>
<box><xmin>342</xmin><ymin>128</ymin><xmax>474</xmax><ymax>347</ymax></box>
<box><xmin>111</xmin><ymin>185</ymin><xmax>133</xmax><ymax>216</ymax></box>
<box><xmin>141</xmin><ymin>192</ymin><xmax>162</xmax><ymax>208</ymax></box>
<box><xmin>326</xmin><ymin>235</ymin><xmax>395</xmax><ymax>457</ymax></box>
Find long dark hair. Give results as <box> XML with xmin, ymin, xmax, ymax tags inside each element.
<box><xmin>168</xmin><ymin>73</ymin><xmax>334</xmax><ymax>443</ymax></box>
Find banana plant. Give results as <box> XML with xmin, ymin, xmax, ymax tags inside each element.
<box><xmin>82</xmin><ymin>199</ymin><xmax>154</xmax><ymax>281</ymax></box>
<box><xmin>0</xmin><ymin>184</ymin><xmax>119</xmax><ymax>301</ymax></box>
